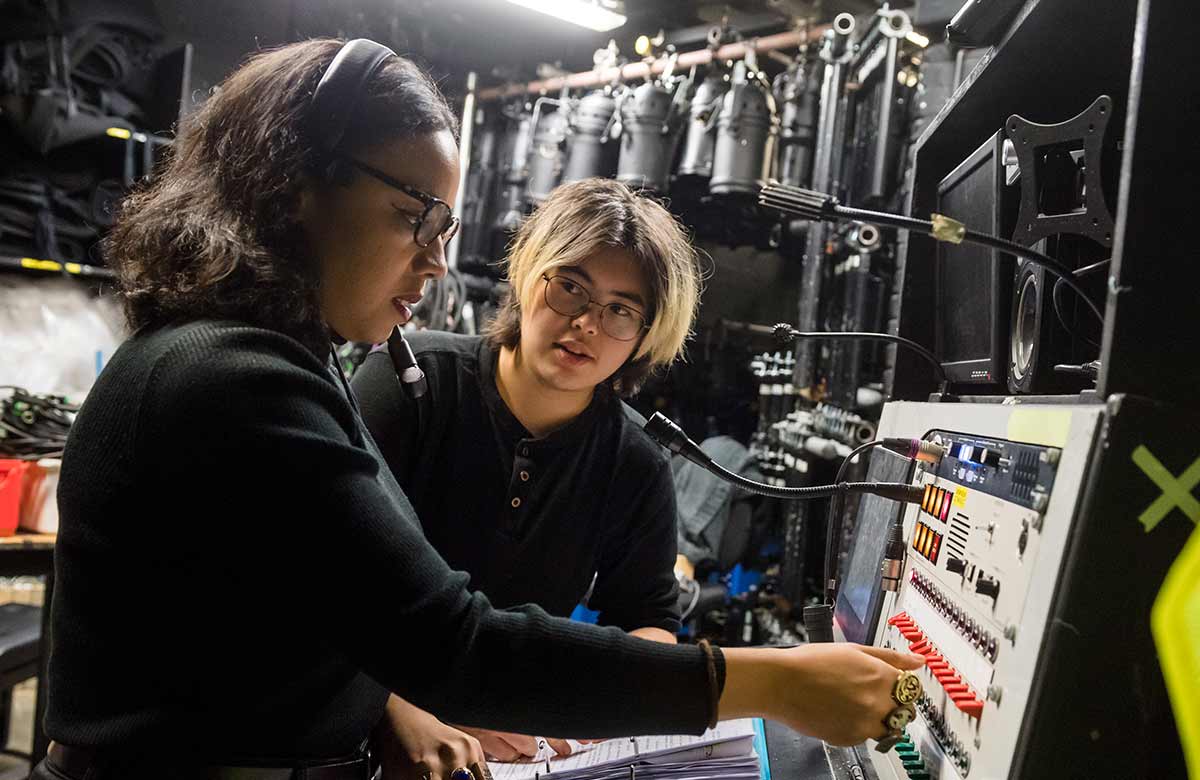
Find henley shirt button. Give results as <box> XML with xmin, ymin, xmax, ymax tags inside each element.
<box><xmin>511</xmin><ymin>497</ymin><xmax>522</xmax><ymax>508</ymax></box>
<box><xmin>520</xmin><ymin>446</ymin><xmax>530</xmax><ymax>457</ymax></box>
<box><xmin>520</xmin><ymin>470</ymin><xmax>530</xmax><ymax>482</ymax></box>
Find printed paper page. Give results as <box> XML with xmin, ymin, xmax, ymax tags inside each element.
<box><xmin>487</xmin><ymin>720</ymin><xmax>758</xmax><ymax>780</ymax></box>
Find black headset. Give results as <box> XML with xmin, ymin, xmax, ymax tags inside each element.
<box><xmin>313</xmin><ymin>38</ymin><xmax>428</xmax><ymax>400</ymax></box>
<box><xmin>311</xmin><ymin>38</ymin><xmax>397</xmax><ymax>185</ymax></box>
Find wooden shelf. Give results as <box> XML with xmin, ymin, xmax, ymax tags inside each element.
<box><xmin>0</xmin><ymin>532</ymin><xmax>55</xmax><ymax>550</ymax></box>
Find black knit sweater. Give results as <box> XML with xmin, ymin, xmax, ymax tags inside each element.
<box><xmin>47</xmin><ymin>321</ymin><xmax>722</xmax><ymax>764</ymax></box>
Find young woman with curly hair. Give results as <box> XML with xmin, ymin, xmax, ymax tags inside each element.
<box><xmin>39</xmin><ymin>37</ymin><xmax>922</xmax><ymax>780</ymax></box>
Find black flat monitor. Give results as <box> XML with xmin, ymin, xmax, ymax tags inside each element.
<box><xmin>934</xmin><ymin>130</ymin><xmax>1016</xmax><ymax>386</ymax></box>
<box><xmin>833</xmin><ymin>448</ymin><xmax>913</xmax><ymax>645</ymax></box>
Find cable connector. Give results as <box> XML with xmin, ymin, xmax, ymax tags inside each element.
<box><xmin>644</xmin><ymin>412</ymin><xmax>713</xmax><ymax>470</ymax></box>
<box><xmin>1053</xmin><ymin>359</ymin><xmax>1102</xmax><ymax>379</ymax></box>
<box><xmin>930</xmin><ymin>213</ymin><xmax>966</xmax><ymax>244</ymax></box>
<box><xmin>803</xmin><ymin>604</ymin><xmax>835</xmax><ymax>643</ymax></box>
<box><xmin>387</xmin><ymin>326</ymin><xmax>427</xmax><ymax>400</ymax></box>
<box><xmin>880</xmin><ymin>437</ymin><xmax>946</xmax><ymax>464</ymax></box>
<box><xmin>880</xmin><ymin>516</ymin><xmax>907</xmax><ymax>593</ymax></box>
<box><xmin>861</xmin><ymin>482</ymin><xmax>926</xmax><ymax>504</ymax></box>
<box><xmin>758</xmin><ymin>181</ymin><xmax>839</xmax><ymax>221</ymax></box>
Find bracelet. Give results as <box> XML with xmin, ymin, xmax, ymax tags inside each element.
<box><xmin>697</xmin><ymin>639</ymin><xmax>719</xmax><ymax>729</ymax></box>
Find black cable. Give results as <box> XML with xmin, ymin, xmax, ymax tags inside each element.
<box><xmin>648</xmin><ymin>411</ymin><xmax>946</xmax><ymax>644</ymax></box>
<box><xmin>759</xmin><ymin>184</ymin><xmax>1105</xmax><ymax>324</ymax></box>
<box><xmin>644</xmin><ymin>413</ymin><xmax>926</xmax><ymax>505</ymax></box>
<box><xmin>704</xmin><ymin>455</ymin><xmax>915</xmax><ymax>502</ymax></box>
<box><xmin>1051</xmin><ymin>258</ymin><xmax>1110</xmax><ymax>351</ymax></box>
<box><xmin>1051</xmin><ymin>283</ymin><xmax>1100</xmax><ymax>350</ymax></box>
<box><xmin>773</xmin><ymin>325</ymin><xmax>949</xmax><ymax>389</ymax></box>
<box><xmin>963</xmin><ymin>227</ymin><xmax>1102</xmax><ymax>324</ymax></box>
<box><xmin>834</xmin><ymin>205</ymin><xmax>1076</xmax><ymax>279</ymax></box>
<box><xmin>823</xmin><ymin>440</ymin><xmax>885</xmax><ymax>605</ymax></box>
<box><xmin>838</xmin><ymin>204</ymin><xmax>1104</xmax><ymax>324</ymax></box>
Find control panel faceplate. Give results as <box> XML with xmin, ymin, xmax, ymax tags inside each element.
<box><xmin>865</xmin><ymin>406</ymin><xmax>1100</xmax><ymax>780</ymax></box>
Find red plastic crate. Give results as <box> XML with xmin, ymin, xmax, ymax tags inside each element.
<box><xmin>0</xmin><ymin>460</ymin><xmax>30</xmax><ymax>537</ymax></box>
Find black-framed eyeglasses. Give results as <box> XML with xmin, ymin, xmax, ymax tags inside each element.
<box><xmin>541</xmin><ymin>273</ymin><xmax>650</xmax><ymax>342</ymax></box>
<box><xmin>339</xmin><ymin>155</ymin><xmax>460</xmax><ymax>248</ymax></box>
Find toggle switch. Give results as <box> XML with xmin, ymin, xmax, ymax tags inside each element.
<box><xmin>975</xmin><ymin>575</ymin><xmax>1001</xmax><ymax>601</ymax></box>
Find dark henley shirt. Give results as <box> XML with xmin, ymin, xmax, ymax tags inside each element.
<box><xmin>352</xmin><ymin>332</ymin><xmax>680</xmax><ymax>634</ymax></box>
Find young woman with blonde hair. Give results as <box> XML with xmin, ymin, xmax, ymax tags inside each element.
<box><xmin>355</xmin><ymin>177</ymin><xmax>704</xmax><ymax>759</ymax></box>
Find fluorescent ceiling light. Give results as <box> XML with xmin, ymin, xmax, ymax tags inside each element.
<box><xmin>501</xmin><ymin>0</ymin><xmax>627</xmax><ymax>32</ymax></box>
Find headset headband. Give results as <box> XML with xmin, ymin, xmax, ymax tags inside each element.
<box><xmin>310</xmin><ymin>39</ymin><xmax>397</xmax><ymax>152</ymax></box>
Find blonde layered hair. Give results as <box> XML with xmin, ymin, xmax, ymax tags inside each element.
<box><xmin>485</xmin><ymin>178</ymin><xmax>701</xmax><ymax>396</ymax></box>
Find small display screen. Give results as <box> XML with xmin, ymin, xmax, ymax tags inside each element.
<box><xmin>935</xmin><ymin>134</ymin><xmax>1011</xmax><ymax>384</ymax></box>
<box><xmin>836</xmin><ymin>450</ymin><xmax>914</xmax><ymax>645</ymax></box>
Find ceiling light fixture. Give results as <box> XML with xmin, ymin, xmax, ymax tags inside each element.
<box><xmin>500</xmin><ymin>0</ymin><xmax>627</xmax><ymax>32</ymax></box>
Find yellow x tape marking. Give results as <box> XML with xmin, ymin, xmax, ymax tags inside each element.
<box><xmin>1132</xmin><ymin>445</ymin><xmax>1200</xmax><ymax>532</ymax></box>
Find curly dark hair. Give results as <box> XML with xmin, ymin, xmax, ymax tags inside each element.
<box><xmin>106</xmin><ymin>39</ymin><xmax>458</xmax><ymax>354</ymax></box>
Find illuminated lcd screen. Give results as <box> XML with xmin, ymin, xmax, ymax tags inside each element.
<box><xmin>836</xmin><ymin>450</ymin><xmax>913</xmax><ymax>645</ymax></box>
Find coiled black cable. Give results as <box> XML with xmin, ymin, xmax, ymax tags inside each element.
<box><xmin>0</xmin><ymin>386</ymin><xmax>78</xmax><ymax>459</ymax></box>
